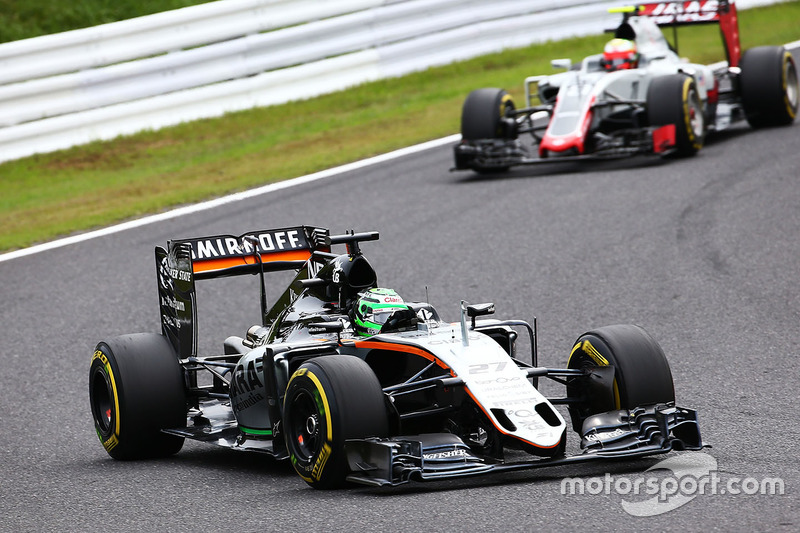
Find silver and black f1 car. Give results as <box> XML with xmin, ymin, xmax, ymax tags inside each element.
<box><xmin>89</xmin><ymin>226</ymin><xmax>704</xmax><ymax>488</ymax></box>
<box><xmin>453</xmin><ymin>0</ymin><xmax>798</xmax><ymax>173</ymax></box>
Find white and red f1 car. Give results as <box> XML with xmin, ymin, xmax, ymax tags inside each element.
<box><xmin>453</xmin><ymin>0</ymin><xmax>798</xmax><ymax>173</ymax></box>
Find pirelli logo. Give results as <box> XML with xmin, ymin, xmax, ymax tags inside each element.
<box><xmin>582</xmin><ymin>340</ymin><xmax>609</xmax><ymax>366</ymax></box>
<box><xmin>102</xmin><ymin>433</ymin><xmax>120</xmax><ymax>452</ymax></box>
<box><xmin>312</xmin><ymin>442</ymin><xmax>332</xmax><ymax>481</ymax></box>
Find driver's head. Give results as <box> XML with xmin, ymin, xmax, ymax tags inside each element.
<box><xmin>602</xmin><ymin>38</ymin><xmax>638</xmax><ymax>71</ymax></box>
<box><xmin>352</xmin><ymin>288</ymin><xmax>409</xmax><ymax>337</ymax></box>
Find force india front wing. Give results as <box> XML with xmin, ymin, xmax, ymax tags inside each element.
<box><xmin>344</xmin><ymin>404</ymin><xmax>704</xmax><ymax>487</ymax></box>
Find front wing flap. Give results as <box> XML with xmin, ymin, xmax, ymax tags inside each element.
<box><xmin>344</xmin><ymin>404</ymin><xmax>703</xmax><ymax>487</ymax></box>
<box><xmin>453</xmin><ymin>124</ymin><xmax>676</xmax><ymax>171</ymax></box>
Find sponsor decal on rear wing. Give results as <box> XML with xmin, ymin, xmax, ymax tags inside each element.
<box><xmin>177</xmin><ymin>226</ymin><xmax>330</xmax><ymax>278</ymax></box>
<box><xmin>635</xmin><ymin>1</ymin><xmax>728</xmax><ymax>24</ymax></box>
<box><xmin>155</xmin><ymin>242</ymin><xmax>197</xmax><ymax>358</ymax></box>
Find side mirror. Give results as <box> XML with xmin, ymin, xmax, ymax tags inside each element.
<box><xmin>551</xmin><ymin>58</ymin><xmax>572</xmax><ymax>71</ymax></box>
<box><xmin>243</xmin><ymin>325</ymin><xmax>270</xmax><ymax>348</ymax></box>
<box><xmin>467</xmin><ymin>303</ymin><xmax>495</xmax><ymax>329</ymax></box>
<box><xmin>292</xmin><ymin>277</ymin><xmax>328</xmax><ymax>290</ymax></box>
<box><xmin>307</xmin><ymin>320</ymin><xmax>346</xmax><ymax>342</ymax></box>
<box><xmin>467</xmin><ymin>302</ymin><xmax>495</xmax><ymax>318</ymax></box>
<box><xmin>308</xmin><ymin>320</ymin><xmax>344</xmax><ymax>334</ymax></box>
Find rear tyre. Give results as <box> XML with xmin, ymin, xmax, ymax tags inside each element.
<box><xmin>740</xmin><ymin>46</ymin><xmax>799</xmax><ymax>128</ymax></box>
<box><xmin>283</xmin><ymin>355</ymin><xmax>388</xmax><ymax>489</ymax></box>
<box><xmin>89</xmin><ymin>333</ymin><xmax>186</xmax><ymax>459</ymax></box>
<box><xmin>566</xmin><ymin>324</ymin><xmax>675</xmax><ymax>433</ymax></box>
<box><xmin>647</xmin><ymin>74</ymin><xmax>705</xmax><ymax>156</ymax></box>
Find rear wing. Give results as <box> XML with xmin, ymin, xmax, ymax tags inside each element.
<box><xmin>180</xmin><ymin>226</ymin><xmax>329</xmax><ymax>279</ymax></box>
<box><xmin>614</xmin><ymin>1</ymin><xmax>741</xmax><ymax>66</ymax></box>
<box><xmin>155</xmin><ymin>226</ymin><xmax>331</xmax><ymax>357</ymax></box>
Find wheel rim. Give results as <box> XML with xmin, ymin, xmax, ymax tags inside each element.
<box><xmin>286</xmin><ymin>389</ymin><xmax>323</xmax><ymax>462</ymax></box>
<box><xmin>688</xmin><ymin>89</ymin><xmax>704</xmax><ymax>138</ymax></box>
<box><xmin>785</xmin><ymin>58</ymin><xmax>799</xmax><ymax>110</ymax></box>
<box><xmin>90</xmin><ymin>367</ymin><xmax>114</xmax><ymax>435</ymax></box>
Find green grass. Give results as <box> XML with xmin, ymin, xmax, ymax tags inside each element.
<box><xmin>1</xmin><ymin>1</ymin><xmax>799</xmax><ymax>252</ymax></box>
<box><xmin>0</xmin><ymin>0</ymin><xmax>213</xmax><ymax>43</ymax></box>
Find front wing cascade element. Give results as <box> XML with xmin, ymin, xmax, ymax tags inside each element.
<box><xmin>453</xmin><ymin>139</ymin><xmax>528</xmax><ymax>170</ymax></box>
<box><xmin>579</xmin><ymin>405</ymin><xmax>701</xmax><ymax>453</ymax></box>
<box><xmin>344</xmin><ymin>405</ymin><xmax>703</xmax><ymax>487</ymax></box>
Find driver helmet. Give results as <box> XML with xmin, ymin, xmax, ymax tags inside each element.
<box><xmin>603</xmin><ymin>38</ymin><xmax>639</xmax><ymax>71</ymax></box>
<box><xmin>352</xmin><ymin>288</ymin><xmax>409</xmax><ymax>337</ymax></box>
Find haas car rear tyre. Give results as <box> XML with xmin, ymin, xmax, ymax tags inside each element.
<box><xmin>739</xmin><ymin>46</ymin><xmax>799</xmax><ymax>128</ymax></box>
<box><xmin>647</xmin><ymin>74</ymin><xmax>705</xmax><ymax>156</ymax></box>
<box><xmin>566</xmin><ymin>324</ymin><xmax>675</xmax><ymax>433</ymax></box>
<box><xmin>283</xmin><ymin>355</ymin><xmax>389</xmax><ymax>489</ymax></box>
<box><xmin>89</xmin><ymin>333</ymin><xmax>187</xmax><ymax>460</ymax></box>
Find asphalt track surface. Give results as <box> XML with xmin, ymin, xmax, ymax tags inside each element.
<box><xmin>3</xmin><ymin>77</ymin><xmax>800</xmax><ymax>532</ymax></box>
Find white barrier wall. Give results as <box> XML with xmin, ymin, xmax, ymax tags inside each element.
<box><xmin>0</xmin><ymin>0</ymin><xmax>781</xmax><ymax>163</ymax></box>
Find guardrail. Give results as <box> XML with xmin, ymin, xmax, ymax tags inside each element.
<box><xmin>0</xmin><ymin>0</ymin><xmax>781</xmax><ymax>163</ymax></box>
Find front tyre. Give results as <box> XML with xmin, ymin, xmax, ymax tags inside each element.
<box><xmin>461</xmin><ymin>88</ymin><xmax>515</xmax><ymax>141</ymax></box>
<box><xmin>740</xmin><ymin>46</ymin><xmax>798</xmax><ymax>128</ymax></box>
<box><xmin>458</xmin><ymin>88</ymin><xmax>516</xmax><ymax>173</ymax></box>
<box><xmin>566</xmin><ymin>324</ymin><xmax>675</xmax><ymax>433</ymax></box>
<box><xmin>283</xmin><ymin>355</ymin><xmax>388</xmax><ymax>489</ymax></box>
<box><xmin>89</xmin><ymin>333</ymin><xmax>187</xmax><ymax>459</ymax></box>
<box><xmin>647</xmin><ymin>74</ymin><xmax>705</xmax><ymax>156</ymax></box>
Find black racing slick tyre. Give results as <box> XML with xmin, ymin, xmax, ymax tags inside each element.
<box><xmin>283</xmin><ymin>355</ymin><xmax>389</xmax><ymax>489</ymax></box>
<box><xmin>740</xmin><ymin>46</ymin><xmax>799</xmax><ymax>128</ymax></box>
<box><xmin>89</xmin><ymin>333</ymin><xmax>187</xmax><ymax>460</ymax></box>
<box><xmin>458</xmin><ymin>88</ymin><xmax>516</xmax><ymax>173</ymax></box>
<box><xmin>566</xmin><ymin>324</ymin><xmax>675</xmax><ymax>433</ymax></box>
<box><xmin>647</xmin><ymin>74</ymin><xmax>705</xmax><ymax>156</ymax></box>
<box><xmin>461</xmin><ymin>88</ymin><xmax>515</xmax><ymax>141</ymax></box>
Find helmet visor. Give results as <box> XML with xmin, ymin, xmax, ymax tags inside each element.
<box><xmin>370</xmin><ymin>308</ymin><xmax>406</xmax><ymax>325</ymax></box>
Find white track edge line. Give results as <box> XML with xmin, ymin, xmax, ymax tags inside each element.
<box><xmin>0</xmin><ymin>133</ymin><xmax>461</xmax><ymax>263</ymax></box>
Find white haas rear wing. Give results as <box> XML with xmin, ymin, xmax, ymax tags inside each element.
<box><xmin>627</xmin><ymin>0</ymin><xmax>741</xmax><ymax>66</ymax></box>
